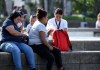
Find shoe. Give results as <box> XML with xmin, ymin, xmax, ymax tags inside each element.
<box><xmin>58</xmin><ymin>67</ymin><xmax>65</xmax><ymax>70</ymax></box>
<box><xmin>31</xmin><ymin>68</ymin><xmax>36</xmax><ymax>70</ymax></box>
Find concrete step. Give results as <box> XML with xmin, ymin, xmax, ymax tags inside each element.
<box><xmin>70</xmin><ymin>37</ymin><xmax>100</xmax><ymax>51</ymax></box>
<box><xmin>0</xmin><ymin>51</ymin><xmax>100</xmax><ymax>70</ymax></box>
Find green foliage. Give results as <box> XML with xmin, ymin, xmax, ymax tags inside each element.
<box><xmin>0</xmin><ymin>0</ymin><xmax>5</xmax><ymax>13</ymax></box>
<box><xmin>72</xmin><ymin>0</ymin><xmax>84</xmax><ymax>14</ymax></box>
<box><xmin>72</xmin><ymin>0</ymin><xmax>100</xmax><ymax>18</ymax></box>
<box><xmin>26</xmin><ymin>2</ymin><xmax>37</xmax><ymax>11</ymax></box>
<box><xmin>26</xmin><ymin>2</ymin><xmax>37</xmax><ymax>14</ymax></box>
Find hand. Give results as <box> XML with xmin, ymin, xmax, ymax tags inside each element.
<box><xmin>49</xmin><ymin>29</ymin><xmax>54</xmax><ymax>32</ymax></box>
<box><xmin>70</xmin><ymin>45</ymin><xmax>72</xmax><ymax>51</ymax></box>
<box><xmin>21</xmin><ymin>34</ymin><xmax>27</xmax><ymax>40</ymax></box>
<box><xmin>49</xmin><ymin>46</ymin><xmax>53</xmax><ymax>51</ymax></box>
<box><xmin>48</xmin><ymin>40</ymin><xmax>53</xmax><ymax>45</ymax></box>
<box><xmin>48</xmin><ymin>29</ymin><xmax>54</xmax><ymax>36</ymax></box>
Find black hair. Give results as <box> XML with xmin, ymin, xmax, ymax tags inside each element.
<box><xmin>36</xmin><ymin>8</ymin><xmax>47</xmax><ymax>20</ymax></box>
<box><xmin>8</xmin><ymin>12</ymin><xmax>21</xmax><ymax>22</ymax></box>
<box><xmin>54</xmin><ymin>8</ymin><xmax>63</xmax><ymax>15</ymax></box>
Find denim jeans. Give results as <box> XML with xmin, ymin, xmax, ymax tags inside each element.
<box><xmin>0</xmin><ymin>42</ymin><xmax>36</xmax><ymax>70</ymax></box>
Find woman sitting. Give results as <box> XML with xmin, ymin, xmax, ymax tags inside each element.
<box><xmin>0</xmin><ymin>12</ymin><xmax>36</xmax><ymax>70</ymax></box>
<box><xmin>29</xmin><ymin>9</ymin><xmax>64</xmax><ymax>70</ymax></box>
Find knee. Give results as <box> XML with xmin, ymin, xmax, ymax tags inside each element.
<box><xmin>28</xmin><ymin>46</ymin><xmax>33</xmax><ymax>51</ymax></box>
<box><xmin>47</xmin><ymin>55</ymin><xmax>54</xmax><ymax>62</ymax></box>
<box><xmin>56</xmin><ymin>49</ymin><xmax>61</xmax><ymax>53</ymax></box>
<box><xmin>53</xmin><ymin>48</ymin><xmax>61</xmax><ymax>54</ymax></box>
<box><xmin>27</xmin><ymin>46</ymin><xmax>34</xmax><ymax>53</ymax></box>
<box><xmin>11</xmin><ymin>47</ymin><xmax>21</xmax><ymax>54</ymax></box>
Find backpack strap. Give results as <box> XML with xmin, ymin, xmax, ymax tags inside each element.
<box><xmin>55</xmin><ymin>19</ymin><xmax>61</xmax><ymax>29</ymax></box>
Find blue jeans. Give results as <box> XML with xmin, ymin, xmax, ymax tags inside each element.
<box><xmin>0</xmin><ymin>42</ymin><xmax>36</xmax><ymax>70</ymax></box>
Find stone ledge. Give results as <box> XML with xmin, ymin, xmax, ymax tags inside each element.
<box><xmin>0</xmin><ymin>51</ymin><xmax>100</xmax><ymax>70</ymax></box>
<box><xmin>68</xmin><ymin>28</ymin><xmax>100</xmax><ymax>32</ymax></box>
<box><xmin>70</xmin><ymin>40</ymin><xmax>100</xmax><ymax>51</ymax></box>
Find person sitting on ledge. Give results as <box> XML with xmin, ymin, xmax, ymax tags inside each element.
<box><xmin>0</xmin><ymin>12</ymin><xmax>36</xmax><ymax>70</ymax></box>
<box><xmin>29</xmin><ymin>8</ymin><xmax>64</xmax><ymax>70</ymax></box>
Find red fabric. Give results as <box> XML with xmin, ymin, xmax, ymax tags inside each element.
<box><xmin>52</xmin><ymin>30</ymin><xmax>71</xmax><ymax>51</ymax></box>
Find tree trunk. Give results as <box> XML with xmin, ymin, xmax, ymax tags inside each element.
<box><xmin>63</xmin><ymin>0</ymin><xmax>67</xmax><ymax>15</ymax></box>
<box><xmin>63</xmin><ymin>0</ymin><xmax>72</xmax><ymax>15</ymax></box>
<box><xmin>66</xmin><ymin>0</ymin><xmax>72</xmax><ymax>15</ymax></box>
<box><xmin>48</xmin><ymin>0</ymin><xmax>55</xmax><ymax>16</ymax></box>
<box><xmin>38</xmin><ymin>0</ymin><xmax>44</xmax><ymax>8</ymax></box>
<box><xmin>94</xmin><ymin>0</ymin><xmax>99</xmax><ymax>16</ymax></box>
<box><xmin>44</xmin><ymin>0</ymin><xmax>48</xmax><ymax>11</ymax></box>
<box><xmin>5</xmin><ymin>0</ymin><xmax>13</xmax><ymax>16</ymax></box>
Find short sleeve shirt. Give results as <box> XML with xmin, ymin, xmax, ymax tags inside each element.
<box><xmin>29</xmin><ymin>20</ymin><xmax>48</xmax><ymax>45</ymax></box>
<box><xmin>1</xmin><ymin>19</ymin><xmax>25</xmax><ymax>43</ymax></box>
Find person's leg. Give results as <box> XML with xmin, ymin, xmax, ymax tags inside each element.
<box><xmin>16</xmin><ymin>43</ymin><xmax>36</xmax><ymax>69</ymax></box>
<box><xmin>1</xmin><ymin>42</ymin><xmax>22</xmax><ymax>70</ymax></box>
<box><xmin>31</xmin><ymin>44</ymin><xmax>54</xmax><ymax>70</ymax></box>
<box><xmin>51</xmin><ymin>47</ymin><xmax>64</xmax><ymax>70</ymax></box>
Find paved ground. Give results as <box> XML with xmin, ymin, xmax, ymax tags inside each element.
<box><xmin>70</xmin><ymin>37</ymin><xmax>100</xmax><ymax>41</ymax></box>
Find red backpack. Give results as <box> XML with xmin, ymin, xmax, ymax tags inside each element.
<box><xmin>52</xmin><ymin>30</ymin><xmax>71</xmax><ymax>51</ymax></box>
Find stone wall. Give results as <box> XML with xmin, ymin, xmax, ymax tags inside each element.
<box><xmin>71</xmin><ymin>41</ymin><xmax>100</xmax><ymax>51</ymax></box>
<box><xmin>68</xmin><ymin>20</ymin><xmax>96</xmax><ymax>28</ymax></box>
<box><xmin>0</xmin><ymin>40</ymin><xmax>100</xmax><ymax>70</ymax></box>
<box><xmin>1</xmin><ymin>51</ymin><xmax>100</xmax><ymax>70</ymax></box>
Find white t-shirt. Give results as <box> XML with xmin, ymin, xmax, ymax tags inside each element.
<box><xmin>46</xmin><ymin>18</ymin><xmax>68</xmax><ymax>40</ymax></box>
<box><xmin>26</xmin><ymin>24</ymin><xmax>32</xmax><ymax>32</ymax></box>
<box><xmin>96</xmin><ymin>21</ymin><xmax>100</xmax><ymax>28</ymax></box>
<box><xmin>29</xmin><ymin>20</ymin><xmax>48</xmax><ymax>45</ymax></box>
<box><xmin>46</xmin><ymin>18</ymin><xmax>68</xmax><ymax>31</ymax></box>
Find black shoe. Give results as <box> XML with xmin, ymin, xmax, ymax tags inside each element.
<box><xmin>31</xmin><ymin>68</ymin><xmax>36</xmax><ymax>70</ymax></box>
<box><xmin>58</xmin><ymin>67</ymin><xmax>65</xmax><ymax>70</ymax></box>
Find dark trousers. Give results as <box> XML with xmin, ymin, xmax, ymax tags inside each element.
<box><xmin>31</xmin><ymin>44</ymin><xmax>63</xmax><ymax>70</ymax></box>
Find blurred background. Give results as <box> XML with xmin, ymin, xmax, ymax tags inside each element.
<box><xmin>0</xmin><ymin>0</ymin><xmax>100</xmax><ymax>28</ymax></box>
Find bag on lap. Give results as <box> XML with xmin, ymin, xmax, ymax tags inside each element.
<box><xmin>51</xmin><ymin>20</ymin><xmax>72</xmax><ymax>51</ymax></box>
<box><xmin>52</xmin><ymin>30</ymin><xmax>71</xmax><ymax>51</ymax></box>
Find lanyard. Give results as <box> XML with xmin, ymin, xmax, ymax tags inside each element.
<box><xmin>55</xmin><ymin>19</ymin><xmax>61</xmax><ymax>29</ymax></box>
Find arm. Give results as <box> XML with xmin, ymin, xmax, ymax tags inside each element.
<box><xmin>63</xmin><ymin>28</ymin><xmax>67</xmax><ymax>32</ymax></box>
<box><xmin>26</xmin><ymin>24</ymin><xmax>31</xmax><ymax>34</ymax></box>
<box><xmin>46</xmin><ymin>20</ymin><xmax>54</xmax><ymax>36</ymax></box>
<box><xmin>47</xmin><ymin>29</ymin><xmax>54</xmax><ymax>36</ymax></box>
<box><xmin>6</xmin><ymin>25</ymin><xmax>26</xmax><ymax>36</ymax></box>
<box><xmin>39</xmin><ymin>31</ymin><xmax>53</xmax><ymax>50</ymax></box>
<box><xmin>63</xmin><ymin>20</ymin><xmax>68</xmax><ymax>32</ymax></box>
<box><xmin>27</xmin><ymin>29</ymin><xmax>30</xmax><ymax>34</ymax></box>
